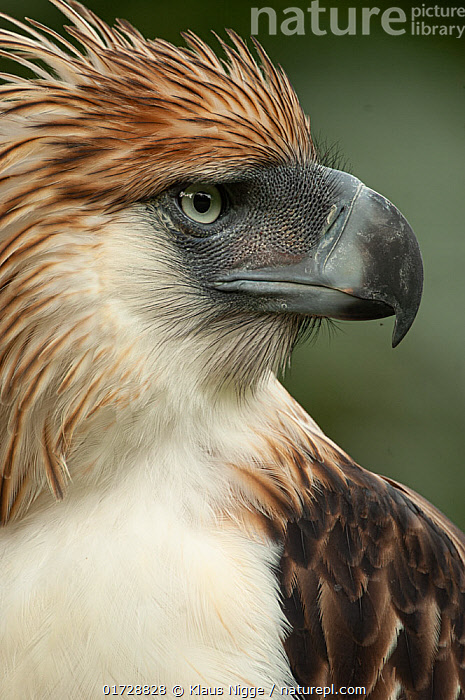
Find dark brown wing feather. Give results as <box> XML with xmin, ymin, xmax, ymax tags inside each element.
<box><xmin>280</xmin><ymin>451</ymin><xmax>465</xmax><ymax>699</ymax></box>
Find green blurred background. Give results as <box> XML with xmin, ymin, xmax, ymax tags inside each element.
<box><xmin>2</xmin><ymin>0</ymin><xmax>464</xmax><ymax>527</ymax></box>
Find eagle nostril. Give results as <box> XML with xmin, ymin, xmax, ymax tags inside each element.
<box><xmin>326</xmin><ymin>204</ymin><xmax>338</xmax><ymax>226</ymax></box>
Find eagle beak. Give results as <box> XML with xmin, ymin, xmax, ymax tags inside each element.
<box><xmin>212</xmin><ymin>169</ymin><xmax>423</xmax><ymax>347</ymax></box>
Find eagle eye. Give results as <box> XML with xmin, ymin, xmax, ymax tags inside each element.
<box><xmin>178</xmin><ymin>184</ymin><xmax>222</xmax><ymax>225</ymax></box>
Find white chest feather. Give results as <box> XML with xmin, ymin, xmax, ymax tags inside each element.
<box><xmin>0</xmin><ymin>447</ymin><xmax>294</xmax><ymax>699</ymax></box>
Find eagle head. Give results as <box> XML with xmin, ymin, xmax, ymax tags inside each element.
<box><xmin>0</xmin><ymin>0</ymin><xmax>423</xmax><ymax>522</ymax></box>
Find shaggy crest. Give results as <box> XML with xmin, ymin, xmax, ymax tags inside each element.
<box><xmin>0</xmin><ymin>0</ymin><xmax>313</xmax><ymax>208</ymax></box>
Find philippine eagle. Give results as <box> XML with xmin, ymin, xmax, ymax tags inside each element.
<box><xmin>0</xmin><ymin>2</ymin><xmax>464</xmax><ymax>699</ymax></box>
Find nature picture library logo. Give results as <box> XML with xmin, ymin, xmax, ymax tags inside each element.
<box><xmin>251</xmin><ymin>2</ymin><xmax>465</xmax><ymax>38</ymax></box>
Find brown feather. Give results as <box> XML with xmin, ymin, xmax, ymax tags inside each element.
<box><xmin>232</xmin><ymin>381</ymin><xmax>465</xmax><ymax>698</ymax></box>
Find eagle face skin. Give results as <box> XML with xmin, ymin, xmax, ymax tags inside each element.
<box><xmin>0</xmin><ymin>2</ymin><xmax>463</xmax><ymax>699</ymax></box>
<box><xmin>154</xmin><ymin>162</ymin><xmax>422</xmax><ymax>345</ymax></box>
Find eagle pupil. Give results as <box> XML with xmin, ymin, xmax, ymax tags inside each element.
<box><xmin>193</xmin><ymin>192</ymin><xmax>211</xmax><ymax>214</ymax></box>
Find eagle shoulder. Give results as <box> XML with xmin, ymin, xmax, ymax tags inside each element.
<box><xmin>274</xmin><ymin>392</ymin><xmax>465</xmax><ymax>698</ymax></box>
